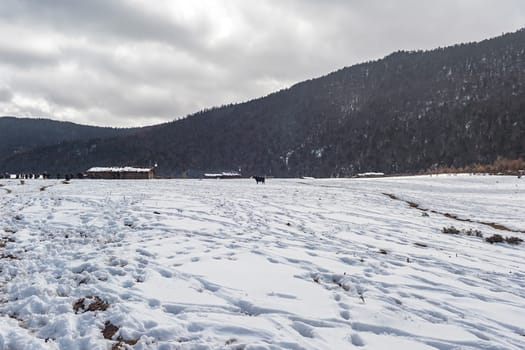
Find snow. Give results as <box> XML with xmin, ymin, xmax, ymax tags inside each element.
<box><xmin>203</xmin><ymin>172</ymin><xmax>241</xmax><ymax>178</ymax></box>
<box><xmin>86</xmin><ymin>167</ymin><xmax>152</xmax><ymax>173</ymax></box>
<box><xmin>357</xmin><ymin>172</ymin><xmax>385</xmax><ymax>177</ymax></box>
<box><xmin>0</xmin><ymin>175</ymin><xmax>524</xmax><ymax>349</ymax></box>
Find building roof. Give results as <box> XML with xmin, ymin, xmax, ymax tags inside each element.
<box><xmin>204</xmin><ymin>171</ymin><xmax>241</xmax><ymax>177</ymax></box>
<box><xmin>86</xmin><ymin>167</ymin><xmax>153</xmax><ymax>173</ymax></box>
<box><xmin>356</xmin><ymin>172</ymin><xmax>385</xmax><ymax>177</ymax></box>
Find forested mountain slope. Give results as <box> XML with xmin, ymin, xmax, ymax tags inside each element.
<box><xmin>0</xmin><ymin>117</ymin><xmax>138</xmax><ymax>168</ymax></box>
<box><xmin>2</xmin><ymin>29</ymin><xmax>525</xmax><ymax>177</ymax></box>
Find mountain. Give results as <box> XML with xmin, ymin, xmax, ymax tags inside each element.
<box><xmin>0</xmin><ymin>117</ymin><xmax>139</xmax><ymax>171</ymax></box>
<box><xmin>2</xmin><ymin>29</ymin><xmax>525</xmax><ymax>177</ymax></box>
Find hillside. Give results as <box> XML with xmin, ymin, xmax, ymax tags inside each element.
<box><xmin>0</xmin><ymin>117</ymin><xmax>139</xmax><ymax>170</ymax></box>
<box><xmin>2</xmin><ymin>29</ymin><xmax>525</xmax><ymax>177</ymax></box>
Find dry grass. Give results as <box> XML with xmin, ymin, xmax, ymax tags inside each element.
<box><xmin>422</xmin><ymin>157</ymin><xmax>525</xmax><ymax>176</ymax></box>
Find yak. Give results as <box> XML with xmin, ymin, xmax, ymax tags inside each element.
<box><xmin>253</xmin><ymin>176</ymin><xmax>265</xmax><ymax>184</ymax></box>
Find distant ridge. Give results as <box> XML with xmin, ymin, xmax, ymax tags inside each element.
<box><xmin>2</xmin><ymin>28</ymin><xmax>525</xmax><ymax>177</ymax></box>
<box><xmin>0</xmin><ymin>117</ymin><xmax>139</xmax><ymax>167</ymax></box>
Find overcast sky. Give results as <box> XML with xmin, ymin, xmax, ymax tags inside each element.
<box><xmin>0</xmin><ymin>0</ymin><xmax>524</xmax><ymax>127</ymax></box>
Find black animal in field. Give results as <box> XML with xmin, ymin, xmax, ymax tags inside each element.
<box><xmin>253</xmin><ymin>176</ymin><xmax>265</xmax><ymax>184</ymax></box>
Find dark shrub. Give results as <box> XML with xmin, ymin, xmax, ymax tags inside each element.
<box><xmin>442</xmin><ymin>226</ymin><xmax>460</xmax><ymax>234</ymax></box>
<box><xmin>505</xmin><ymin>236</ymin><xmax>523</xmax><ymax>245</ymax></box>
<box><xmin>465</xmin><ymin>229</ymin><xmax>483</xmax><ymax>238</ymax></box>
<box><xmin>486</xmin><ymin>234</ymin><xmax>504</xmax><ymax>244</ymax></box>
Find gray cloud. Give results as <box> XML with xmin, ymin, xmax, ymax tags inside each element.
<box><xmin>0</xmin><ymin>0</ymin><xmax>524</xmax><ymax>126</ymax></box>
<box><xmin>0</xmin><ymin>86</ymin><xmax>13</xmax><ymax>102</ymax></box>
<box><xmin>0</xmin><ymin>46</ymin><xmax>60</xmax><ymax>68</ymax></box>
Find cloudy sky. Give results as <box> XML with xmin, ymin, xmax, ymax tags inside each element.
<box><xmin>0</xmin><ymin>0</ymin><xmax>524</xmax><ymax>127</ymax></box>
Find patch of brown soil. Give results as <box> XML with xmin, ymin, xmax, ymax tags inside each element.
<box><xmin>73</xmin><ymin>296</ymin><xmax>109</xmax><ymax>314</ymax></box>
<box><xmin>102</xmin><ymin>321</ymin><xmax>139</xmax><ymax>349</ymax></box>
<box><xmin>102</xmin><ymin>321</ymin><xmax>119</xmax><ymax>339</ymax></box>
<box><xmin>383</xmin><ymin>193</ymin><xmax>525</xmax><ymax>233</ymax></box>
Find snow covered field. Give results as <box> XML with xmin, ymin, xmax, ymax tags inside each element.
<box><xmin>0</xmin><ymin>176</ymin><xmax>524</xmax><ymax>349</ymax></box>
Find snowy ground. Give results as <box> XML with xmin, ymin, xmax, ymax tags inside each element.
<box><xmin>0</xmin><ymin>175</ymin><xmax>524</xmax><ymax>349</ymax></box>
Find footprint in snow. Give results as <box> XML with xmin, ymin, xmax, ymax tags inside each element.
<box><xmin>107</xmin><ymin>267</ymin><xmax>126</xmax><ymax>276</ymax></box>
<box><xmin>158</xmin><ymin>269</ymin><xmax>173</xmax><ymax>278</ymax></box>
<box><xmin>340</xmin><ymin>310</ymin><xmax>350</xmax><ymax>320</ymax></box>
<box><xmin>338</xmin><ymin>303</ymin><xmax>349</xmax><ymax>310</ymax></box>
<box><xmin>136</xmin><ymin>248</ymin><xmax>155</xmax><ymax>258</ymax></box>
<box><xmin>122</xmin><ymin>280</ymin><xmax>134</xmax><ymax>288</ymax></box>
<box><xmin>143</xmin><ymin>320</ymin><xmax>158</xmax><ymax>329</ymax></box>
<box><xmin>163</xmin><ymin>304</ymin><xmax>185</xmax><ymax>315</ymax></box>
<box><xmin>187</xmin><ymin>323</ymin><xmax>204</xmax><ymax>333</ymax></box>
<box><xmin>133</xmin><ymin>269</ymin><xmax>147</xmax><ymax>282</ymax></box>
<box><xmin>148</xmin><ymin>299</ymin><xmax>161</xmax><ymax>308</ymax></box>
<box><xmin>349</xmin><ymin>333</ymin><xmax>365</xmax><ymax>347</ymax></box>
<box><xmin>267</xmin><ymin>292</ymin><xmax>297</xmax><ymax>300</ymax></box>
<box><xmin>291</xmin><ymin>321</ymin><xmax>315</xmax><ymax>338</ymax></box>
<box><xmin>196</xmin><ymin>278</ymin><xmax>221</xmax><ymax>292</ymax></box>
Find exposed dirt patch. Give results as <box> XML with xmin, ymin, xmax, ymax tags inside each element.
<box><xmin>0</xmin><ymin>236</ymin><xmax>15</xmax><ymax>248</ymax></box>
<box><xmin>407</xmin><ymin>201</ymin><xmax>420</xmax><ymax>209</ymax></box>
<box><xmin>225</xmin><ymin>338</ymin><xmax>238</xmax><ymax>345</ymax></box>
<box><xmin>0</xmin><ymin>254</ymin><xmax>19</xmax><ymax>260</ymax></box>
<box><xmin>102</xmin><ymin>321</ymin><xmax>119</xmax><ymax>339</ymax></box>
<box><xmin>102</xmin><ymin>321</ymin><xmax>139</xmax><ymax>349</ymax></box>
<box><xmin>73</xmin><ymin>296</ymin><xmax>109</xmax><ymax>313</ymax></box>
<box><xmin>40</xmin><ymin>185</ymin><xmax>53</xmax><ymax>191</ymax></box>
<box><xmin>383</xmin><ymin>193</ymin><xmax>399</xmax><ymax>200</ymax></box>
<box><xmin>483</xmin><ymin>222</ymin><xmax>512</xmax><ymax>231</ymax></box>
<box><xmin>0</xmin><ymin>186</ymin><xmax>12</xmax><ymax>194</ymax></box>
<box><xmin>112</xmin><ymin>339</ymin><xmax>139</xmax><ymax>350</ymax></box>
<box><xmin>383</xmin><ymin>193</ymin><xmax>525</xmax><ymax>233</ymax></box>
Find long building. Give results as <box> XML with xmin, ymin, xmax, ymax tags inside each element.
<box><xmin>203</xmin><ymin>171</ymin><xmax>242</xmax><ymax>179</ymax></box>
<box><xmin>86</xmin><ymin>167</ymin><xmax>155</xmax><ymax>179</ymax></box>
